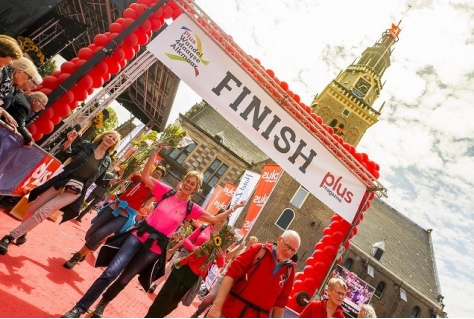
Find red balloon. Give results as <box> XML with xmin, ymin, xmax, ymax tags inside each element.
<box><xmin>91</xmin><ymin>61</ymin><xmax>109</xmax><ymax>77</ymax></box>
<box><xmin>123</xmin><ymin>7</ymin><xmax>137</xmax><ymax>19</ymax></box>
<box><xmin>303</xmin><ymin>277</ymin><xmax>316</xmax><ymax>291</ymax></box>
<box><xmin>51</xmin><ymin>70</ymin><xmax>61</xmax><ymax>77</ymax></box>
<box><xmin>41</xmin><ymin>120</ymin><xmax>55</xmax><ymax>134</ymax></box>
<box><xmin>60</xmin><ymin>61</ymin><xmax>77</xmax><ymax>74</ymax></box>
<box><xmin>124</xmin><ymin>33</ymin><xmax>138</xmax><ymax>46</ymax></box>
<box><xmin>91</xmin><ymin>74</ymin><xmax>105</xmax><ymax>89</ymax></box>
<box><xmin>138</xmin><ymin>0</ymin><xmax>154</xmax><ymax>5</ymax></box>
<box><xmin>312</xmin><ymin>249</ymin><xmax>325</xmax><ymax>261</ymax></box>
<box><xmin>139</xmin><ymin>19</ymin><xmax>152</xmax><ymax>33</ymax></box>
<box><xmin>88</xmin><ymin>43</ymin><xmax>97</xmax><ymax>51</ymax></box>
<box><xmin>72</xmin><ymin>86</ymin><xmax>89</xmax><ymax>102</ymax></box>
<box><xmin>111</xmin><ymin>48</ymin><xmax>126</xmax><ymax>62</ymax></box>
<box><xmin>87</xmin><ymin>87</ymin><xmax>95</xmax><ymax>95</ymax></box>
<box><xmin>94</xmin><ymin>34</ymin><xmax>109</xmax><ymax>47</ymax></box>
<box><xmin>162</xmin><ymin>5</ymin><xmax>173</xmax><ymax>19</ymax></box>
<box><xmin>280</xmin><ymin>81</ymin><xmax>289</xmax><ymax>91</ymax></box>
<box><xmin>105</xmin><ymin>57</ymin><xmax>121</xmax><ymax>75</ymax></box>
<box><xmin>77</xmin><ymin>74</ymin><xmax>93</xmax><ymax>90</ymax></box>
<box><xmin>134</xmin><ymin>4</ymin><xmax>148</xmax><ymax>17</ymax></box>
<box><xmin>122</xmin><ymin>45</ymin><xmax>136</xmax><ymax>60</ymax></box>
<box><xmin>32</xmin><ymin>133</ymin><xmax>43</xmax><ymax>141</ymax></box>
<box><xmin>102</xmin><ymin>73</ymin><xmax>111</xmax><ymax>83</ymax></box>
<box><xmin>109</xmin><ymin>22</ymin><xmax>123</xmax><ymax>33</ymax></box>
<box><xmin>305</xmin><ymin>256</ymin><xmax>315</xmax><ymax>266</ymax></box>
<box><xmin>332</xmin><ymin>231</ymin><xmax>344</xmax><ymax>243</ymax></box>
<box><xmin>53</xmin><ymin>103</ymin><xmax>71</xmax><ymax>117</ymax></box>
<box><xmin>314</xmin><ymin>242</ymin><xmax>324</xmax><ymax>251</ymax></box>
<box><xmin>27</xmin><ymin>123</ymin><xmax>37</xmax><ymax>135</ymax></box>
<box><xmin>266</xmin><ymin>69</ymin><xmax>275</xmax><ymax>78</ymax></box>
<box><xmin>41</xmin><ymin>107</ymin><xmax>55</xmax><ymax>120</ymax></box>
<box><xmin>39</xmin><ymin>88</ymin><xmax>52</xmax><ymax>96</ymax></box>
<box><xmin>42</xmin><ymin>76</ymin><xmax>58</xmax><ymax>90</ymax></box>
<box><xmin>108</xmin><ymin>32</ymin><xmax>119</xmax><ymax>42</ymax></box>
<box><xmin>171</xmin><ymin>8</ymin><xmax>182</xmax><ymax>20</ymax></box>
<box><xmin>134</xmin><ymin>30</ymin><xmax>149</xmax><ymax>45</ymax></box>
<box><xmin>152</xmin><ymin>7</ymin><xmax>163</xmax><ymax>19</ymax></box>
<box><xmin>149</xmin><ymin>17</ymin><xmax>163</xmax><ymax>31</ymax></box>
<box><xmin>121</xmin><ymin>18</ymin><xmax>136</xmax><ymax>29</ymax></box>
<box><xmin>313</xmin><ymin>261</ymin><xmax>326</xmax><ymax>273</ymax></box>
<box><xmin>60</xmin><ymin>90</ymin><xmax>75</xmax><ymax>104</ymax></box>
<box><xmin>78</xmin><ymin>47</ymin><xmax>94</xmax><ymax>60</ymax></box>
<box><xmin>293</xmin><ymin>280</ymin><xmax>305</xmax><ymax>292</ymax></box>
<box><xmin>323</xmin><ymin>245</ymin><xmax>337</xmax><ymax>259</ymax></box>
<box><xmin>119</xmin><ymin>59</ymin><xmax>127</xmax><ymax>69</ymax></box>
<box><xmin>51</xmin><ymin>115</ymin><xmax>62</xmax><ymax>125</ymax></box>
<box><xmin>323</xmin><ymin>228</ymin><xmax>334</xmax><ymax>237</ymax></box>
<box><xmin>303</xmin><ymin>265</ymin><xmax>316</xmax><ymax>278</ymax></box>
<box><xmin>75</xmin><ymin>59</ymin><xmax>87</xmax><ymax>68</ymax></box>
<box><xmin>69</xmin><ymin>100</ymin><xmax>79</xmax><ymax>110</ymax></box>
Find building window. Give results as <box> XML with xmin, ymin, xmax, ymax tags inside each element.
<box><xmin>168</xmin><ymin>143</ymin><xmax>196</xmax><ymax>164</ymax></box>
<box><xmin>342</xmin><ymin>109</ymin><xmax>350</xmax><ymax>117</ymax></box>
<box><xmin>343</xmin><ymin>258</ymin><xmax>353</xmax><ymax>270</ymax></box>
<box><xmin>410</xmin><ymin>306</ymin><xmax>421</xmax><ymax>318</ymax></box>
<box><xmin>275</xmin><ymin>208</ymin><xmax>295</xmax><ymax>230</ymax></box>
<box><xmin>203</xmin><ymin>159</ymin><xmax>228</xmax><ymax>188</ymax></box>
<box><xmin>290</xmin><ymin>186</ymin><xmax>309</xmax><ymax>208</ymax></box>
<box><xmin>374</xmin><ymin>281</ymin><xmax>385</xmax><ymax>298</ymax></box>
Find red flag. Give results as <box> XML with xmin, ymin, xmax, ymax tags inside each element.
<box><xmin>240</xmin><ymin>164</ymin><xmax>282</xmax><ymax>237</ymax></box>
<box><xmin>390</xmin><ymin>23</ymin><xmax>401</xmax><ymax>38</ymax></box>
<box><xmin>205</xmin><ymin>182</ymin><xmax>237</xmax><ymax>215</ymax></box>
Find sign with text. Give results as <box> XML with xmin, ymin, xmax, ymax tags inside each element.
<box><xmin>148</xmin><ymin>15</ymin><xmax>366</xmax><ymax>222</ymax></box>
<box><xmin>228</xmin><ymin>170</ymin><xmax>260</xmax><ymax>226</ymax></box>
<box><xmin>204</xmin><ymin>182</ymin><xmax>237</xmax><ymax>215</ymax></box>
<box><xmin>240</xmin><ymin>164</ymin><xmax>282</xmax><ymax>237</ymax></box>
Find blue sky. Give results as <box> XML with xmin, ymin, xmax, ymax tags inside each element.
<box><xmin>162</xmin><ymin>0</ymin><xmax>474</xmax><ymax>317</ymax></box>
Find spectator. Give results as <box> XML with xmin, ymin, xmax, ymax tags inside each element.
<box><xmin>358</xmin><ymin>304</ymin><xmax>376</xmax><ymax>318</ymax></box>
<box><xmin>298</xmin><ymin>278</ymin><xmax>347</xmax><ymax>318</ymax></box>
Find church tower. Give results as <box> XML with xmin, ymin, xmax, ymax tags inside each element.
<box><xmin>310</xmin><ymin>23</ymin><xmax>401</xmax><ymax>146</ymax></box>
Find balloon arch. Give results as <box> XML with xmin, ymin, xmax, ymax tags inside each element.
<box><xmin>28</xmin><ymin>0</ymin><xmax>381</xmax><ymax>313</ymax></box>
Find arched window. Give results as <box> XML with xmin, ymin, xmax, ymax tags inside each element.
<box><xmin>275</xmin><ymin>208</ymin><xmax>295</xmax><ymax>230</ymax></box>
<box><xmin>343</xmin><ymin>258</ymin><xmax>353</xmax><ymax>270</ymax></box>
<box><xmin>410</xmin><ymin>306</ymin><xmax>421</xmax><ymax>318</ymax></box>
<box><xmin>374</xmin><ymin>281</ymin><xmax>385</xmax><ymax>298</ymax></box>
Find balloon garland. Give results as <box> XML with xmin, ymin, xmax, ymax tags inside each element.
<box><xmin>28</xmin><ymin>0</ymin><xmax>183</xmax><ymax>141</ymax></box>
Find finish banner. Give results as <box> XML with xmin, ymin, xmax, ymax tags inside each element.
<box><xmin>228</xmin><ymin>170</ymin><xmax>261</xmax><ymax>226</ymax></box>
<box><xmin>240</xmin><ymin>164</ymin><xmax>283</xmax><ymax>237</ymax></box>
<box><xmin>204</xmin><ymin>182</ymin><xmax>237</xmax><ymax>215</ymax></box>
<box><xmin>148</xmin><ymin>14</ymin><xmax>367</xmax><ymax>222</ymax></box>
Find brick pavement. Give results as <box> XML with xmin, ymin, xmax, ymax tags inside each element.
<box><xmin>0</xmin><ymin>209</ymin><xmax>200</xmax><ymax>318</ymax></box>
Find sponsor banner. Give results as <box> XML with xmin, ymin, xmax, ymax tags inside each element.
<box><xmin>0</xmin><ymin>123</ymin><xmax>62</xmax><ymax>195</ymax></box>
<box><xmin>240</xmin><ymin>164</ymin><xmax>282</xmax><ymax>237</ymax></box>
<box><xmin>204</xmin><ymin>182</ymin><xmax>237</xmax><ymax>215</ymax></box>
<box><xmin>12</xmin><ymin>154</ymin><xmax>63</xmax><ymax>196</ymax></box>
<box><xmin>228</xmin><ymin>170</ymin><xmax>261</xmax><ymax>226</ymax></box>
<box><xmin>325</xmin><ymin>265</ymin><xmax>376</xmax><ymax>318</ymax></box>
<box><xmin>147</xmin><ymin>14</ymin><xmax>366</xmax><ymax>222</ymax></box>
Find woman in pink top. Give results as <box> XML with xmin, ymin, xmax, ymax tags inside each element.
<box><xmin>145</xmin><ymin>209</ymin><xmax>232</xmax><ymax>317</ymax></box>
<box><xmin>62</xmin><ymin>148</ymin><xmax>245</xmax><ymax>319</ymax></box>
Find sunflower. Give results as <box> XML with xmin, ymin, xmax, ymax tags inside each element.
<box><xmin>213</xmin><ymin>236</ymin><xmax>222</xmax><ymax>247</ymax></box>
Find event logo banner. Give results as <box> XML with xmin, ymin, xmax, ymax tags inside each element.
<box><xmin>147</xmin><ymin>15</ymin><xmax>366</xmax><ymax>222</ymax></box>
<box><xmin>240</xmin><ymin>164</ymin><xmax>282</xmax><ymax>237</ymax></box>
<box><xmin>204</xmin><ymin>182</ymin><xmax>237</xmax><ymax>215</ymax></box>
<box><xmin>228</xmin><ymin>170</ymin><xmax>261</xmax><ymax>226</ymax></box>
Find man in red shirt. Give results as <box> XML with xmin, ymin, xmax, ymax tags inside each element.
<box><xmin>207</xmin><ymin>230</ymin><xmax>300</xmax><ymax>318</ymax></box>
<box><xmin>298</xmin><ymin>277</ymin><xmax>347</xmax><ymax>318</ymax></box>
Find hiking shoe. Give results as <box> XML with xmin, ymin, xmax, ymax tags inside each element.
<box><xmin>16</xmin><ymin>233</ymin><xmax>28</xmax><ymax>245</ymax></box>
<box><xmin>91</xmin><ymin>298</ymin><xmax>109</xmax><ymax>318</ymax></box>
<box><xmin>0</xmin><ymin>234</ymin><xmax>14</xmax><ymax>255</ymax></box>
<box><xmin>64</xmin><ymin>252</ymin><xmax>82</xmax><ymax>269</ymax></box>
<box><xmin>61</xmin><ymin>306</ymin><xmax>84</xmax><ymax>318</ymax></box>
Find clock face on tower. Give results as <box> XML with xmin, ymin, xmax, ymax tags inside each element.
<box><xmin>353</xmin><ymin>77</ymin><xmax>371</xmax><ymax>97</ymax></box>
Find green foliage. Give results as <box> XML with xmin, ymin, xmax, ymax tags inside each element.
<box><xmin>38</xmin><ymin>59</ymin><xmax>57</xmax><ymax>77</ymax></box>
<box><xmin>87</xmin><ymin>106</ymin><xmax>119</xmax><ymax>141</ymax></box>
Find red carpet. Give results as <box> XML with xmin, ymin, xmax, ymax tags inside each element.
<box><xmin>0</xmin><ymin>209</ymin><xmax>199</xmax><ymax>318</ymax></box>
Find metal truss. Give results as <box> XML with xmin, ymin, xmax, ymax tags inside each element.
<box><xmin>174</xmin><ymin>0</ymin><xmax>387</xmax><ymax>197</ymax></box>
<box><xmin>28</xmin><ymin>18</ymin><xmax>67</xmax><ymax>50</ymax></box>
<box><xmin>41</xmin><ymin>50</ymin><xmax>157</xmax><ymax>154</ymax></box>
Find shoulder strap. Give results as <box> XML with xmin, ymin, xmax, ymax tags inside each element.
<box><xmin>186</xmin><ymin>200</ymin><xmax>193</xmax><ymax>216</ymax></box>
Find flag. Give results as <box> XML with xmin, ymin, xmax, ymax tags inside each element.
<box><xmin>228</xmin><ymin>170</ymin><xmax>261</xmax><ymax>226</ymax></box>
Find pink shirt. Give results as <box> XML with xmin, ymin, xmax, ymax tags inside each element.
<box><xmin>133</xmin><ymin>181</ymin><xmax>205</xmax><ymax>254</ymax></box>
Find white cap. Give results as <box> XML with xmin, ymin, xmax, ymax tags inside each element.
<box><xmin>32</xmin><ymin>74</ymin><xmax>43</xmax><ymax>85</ymax></box>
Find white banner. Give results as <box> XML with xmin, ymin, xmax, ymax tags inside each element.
<box><xmin>227</xmin><ymin>170</ymin><xmax>261</xmax><ymax>226</ymax></box>
<box><xmin>147</xmin><ymin>14</ymin><xmax>366</xmax><ymax>222</ymax></box>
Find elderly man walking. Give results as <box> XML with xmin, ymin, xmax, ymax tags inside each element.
<box><xmin>207</xmin><ymin>230</ymin><xmax>301</xmax><ymax>318</ymax></box>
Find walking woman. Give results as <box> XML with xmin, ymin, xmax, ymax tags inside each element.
<box><xmin>0</xmin><ymin>130</ymin><xmax>121</xmax><ymax>255</ymax></box>
<box><xmin>61</xmin><ymin>148</ymin><xmax>246</xmax><ymax>318</ymax></box>
<box><xmin>63</xmin><ymin>167</ymin><xmax>165</xmax><ymax>269</ymax></box>
<box><xmin>145</xmin><ymin>210</ymin><xmax>231</xmax><ymax>317</ymax></box>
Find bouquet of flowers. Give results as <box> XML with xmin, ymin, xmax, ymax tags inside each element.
<box><xmin>178</xmin><ymin>224</ymin><xmax>237</xmax><ymax>272</ymax></box>
<box><xmin>107</xmin><ymin>122</ymin><xmax>192</xmax><ymax>195</ymax></box>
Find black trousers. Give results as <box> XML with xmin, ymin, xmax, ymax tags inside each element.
<box><xmin>145</xmin><ymin>265</ymin><xmax>199</xmax><ymax>318</ymax></box>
